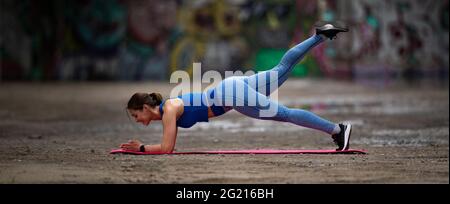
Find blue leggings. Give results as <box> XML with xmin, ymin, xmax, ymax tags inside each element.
<box><xmin>206</xmin><ymin>34</ymin><xmax>336</xmax><ymax>134</ymax></box>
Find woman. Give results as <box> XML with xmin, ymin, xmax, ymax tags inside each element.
<box><xmin>120</xmin><ymin>22</ymin><xmax>351</xmax><ymax>153</ymax></box>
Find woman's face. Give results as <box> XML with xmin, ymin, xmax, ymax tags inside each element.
<box><xmin>128</xmin><ymin>105</ymin><xmax>155</xmax><ymax>126</ymax></box>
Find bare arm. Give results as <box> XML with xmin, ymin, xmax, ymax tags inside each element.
<box><xmin>156</xmin><ymin>103</ymin><xmax>178</xmax><ymax>153</ymax></box>
<box><xmin>137</xmin><ymin>103</ymin><xmax>179</xmax><ymax>153</ymax></box>
<box><xmin>137</xmin><ymin>119</ymin><xmax>177</xmax><ymax>153</ymax></box>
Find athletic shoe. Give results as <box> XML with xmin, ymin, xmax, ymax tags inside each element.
<box><xmin>332</xmin><ymin>123</ymin><xmax>352</xmax><ymax>151</ymax></box>
<box><xmin>315</xmin><ymin>21</ymin><xmax>349</xmax><ymax>40</ymax></box>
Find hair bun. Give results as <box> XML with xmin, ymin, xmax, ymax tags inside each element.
<box><xmin>149</xmin><ymin>93</ymin><xmax>163</xmax><ymax>105</ymax></box>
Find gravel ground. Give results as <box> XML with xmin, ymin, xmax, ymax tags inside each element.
<box><xmin>0</xmin><ymin>79</ymin><xmax>448</xmax><ymax>183</ymax></box>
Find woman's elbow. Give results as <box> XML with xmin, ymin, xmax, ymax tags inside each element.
<box><xmin>160</xmin><ymin>144</ymin><xmax>174</xmax><ymax>153</ymax></box>
<box><xmin>161</xmin><ymin>149</ymin><xmax>174</xmax><ymax>154</ymax></box>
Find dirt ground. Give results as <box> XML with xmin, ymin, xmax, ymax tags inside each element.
<box><xmin>0</xmin><ymin>79</ymin><xmax>448</xmax><ymax>183</ymax></box>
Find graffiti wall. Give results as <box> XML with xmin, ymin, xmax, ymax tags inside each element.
<box><xmin>340</xmin><ymin>0</ymin><xmax>449</xmax><ymax>82</ymax></box>
<box><xmin>0</xmin><ymin>0</ymin><xmax>448</xmax><ymax>82</ymax></box>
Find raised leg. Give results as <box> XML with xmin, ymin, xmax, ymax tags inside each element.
<box><xmin>245</xmin><ymin>34</ymin><xmax>325</xmax><ymax>96</ymax></box>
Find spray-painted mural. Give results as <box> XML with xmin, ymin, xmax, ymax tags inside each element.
<box><xmin>341</xmin><ymin>0</ymin><xmax>449</xmax><ymax>83</ymax></box>
<box><xmin>1</xmin><ymin>0</ymin><xmax>448</xmax><ymax>82</ymax></box>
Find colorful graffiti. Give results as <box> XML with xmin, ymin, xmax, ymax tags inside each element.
<box><xmin>339</xmin><ymin>0</ymin><xmax>449</xmax><ymax>84</ymax></box>
<box><xmin>170</xmin><ymin>0</ymin><xmax>249</xmax><ymax>77</ymax></box>
<box><xmin>118</xmin><ymin>0</ymin><xmax>178</xmax><ymax>81</ymax></box>
<box><xmin>1</xmin><ymin>0</ymin><xmax>448</xmax><ymax>82</ymax></box>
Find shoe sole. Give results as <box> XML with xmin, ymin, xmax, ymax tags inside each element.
<box><xmin>316</xmin><ymin>24</ymin><xmax>349</xmax><ymax>32</ymax></box>
<box><xmin>342</xmin><ymin>124</ymin><xmax>352</xmax><ymax>150</ymax></box>
<box><xmin>314</xmin><ymin>21</ymin><xmax>349</xmax><ymax>31</ymax></box>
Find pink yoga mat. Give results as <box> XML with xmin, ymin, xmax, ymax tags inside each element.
<box><xmin>110</xmin><ymin>149</ymin><xmax>367</xmax><ymax>155</ymax></box>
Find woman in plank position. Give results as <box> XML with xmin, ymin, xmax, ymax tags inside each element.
<box><xmin>120</xmin><ymin>22</ymin><xmax>351</xmax><ymax>153</ymax></box>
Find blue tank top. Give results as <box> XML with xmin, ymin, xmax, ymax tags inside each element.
<box><xmin>159</xmin><ymin>92</ymin><xmax>226</xmax><ymax>128</ymax></box>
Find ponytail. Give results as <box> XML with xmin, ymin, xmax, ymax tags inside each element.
<box><xmin>127</xmin><ymin>92</ymin><xmax>163</xmax><ymax>110</ymax></box>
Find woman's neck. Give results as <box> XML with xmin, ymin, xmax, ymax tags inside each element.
<box><xmin>153</xmin><ymin>106</ymin><xmax>163</xmax><ymax>120</ymax></box>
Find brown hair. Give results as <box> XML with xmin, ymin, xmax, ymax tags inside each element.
<box><xmin>127</xmin><ymin>92</ymin><xmax>163</xmax><ymax>110</ymax></box>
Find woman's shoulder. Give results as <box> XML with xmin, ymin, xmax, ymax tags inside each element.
<box><xmin>163</xmin><ymin>98</ymin><xmax>184</xmax><ymax>110</ymax></box>
<box><xmin>161</xmin><ymin>98</ymin><xmax>184</xmax><ymax>118</ymax></box>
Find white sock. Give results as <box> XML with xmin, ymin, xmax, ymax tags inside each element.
<box><xmin>331</xmin><ymin>124</ymin><xmax>341</xmax><ymax>135</ymax></box>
